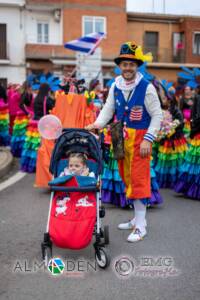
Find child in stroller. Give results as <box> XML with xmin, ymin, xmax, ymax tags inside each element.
<box><xmin>41</xmin><ymin>129</ymin><xmax>110</xmax><ymax>269</ymax></box>
<box><xmin>59</xmin><ymin>152</ymin><xmax>95</xmax><ymax>178</ymax></box>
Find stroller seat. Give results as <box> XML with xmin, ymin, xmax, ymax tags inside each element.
<box><xmin>42</xmin><ymin>129</ymin><xmax>110</xmax><ymax>268</ymax></box>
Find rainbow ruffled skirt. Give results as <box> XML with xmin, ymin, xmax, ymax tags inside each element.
<box><xmin>20</xmin><ymin>120</ymin><xmax>41</xmax><ymax>173</ymax></box>
<box><xmin>101</xmin><ymin>147</ymin><xmax>127</xmax><ymax>207</ymax></box>
<box><xmin>174</xmin><ymin>133</ymin><xmax>200</xmax><ymax>200</ymax></box>
<box><xmin>11</xmin><ymin>111</ymin><xmax>29</xmax><ymax>157</ymax></box>
<box><xmin>155</xmin><ymin>135</ymin><xmax>188</xmax><ymax>188</ymax></box>
<box><xmin>0</xmin><ymin>101</ymin><xmax>10</xmax><ymax>146</ymax></box>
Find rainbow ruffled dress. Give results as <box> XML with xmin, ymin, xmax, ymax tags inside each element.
<box><xmin>148</xmin><ymin>161</ymin><xmax>163</xmax><ymax>206</ymax></box>
<box><xmin>155</xmin><ymin>135</ymin><xmax>188</xmax><ymax>188</ymax></box>
<box><xmin>155</xmin><ymin>109</ymin><xmax>188</xmax><ymax>188</ymax></box>
<box><xmin>101</xmin><ymin>129</ymin><xmax>127</xmax><ymax>207</ymax></box>
<box><xmin>11</xmin><ymin>111</ymin><xmax>29</xmax><ymax>157</ymax></box>
<box><xmin>174</xmin><ymin>133</ymin><xmax>200</xmax><ymax>200</ymax></box>
<box><xmin>101</xmin><ymin>146</ymin><xmax>127</xmax><ymax>207</ymax></box>
<box><xmin>0</xmin><ymin>100</ymin><xmax>10</xmax><ymax>146</ymax></box>
<box><xmin>20</xmin><ymin>120</ymin><xmax>41</xmax><ymax>173</ymax></box>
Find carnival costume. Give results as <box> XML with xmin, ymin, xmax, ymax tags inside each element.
<box><xmin>93</xmin><ymin>42</ymin><xmax>163</xmax><ymax>242</ymax></box>
<box><xmin>155</xmin><ymin>106</ymin><xmax>188</xmax><ymax>188</ymax></box>
<box><xmin>175</xmin><ymin>95</ymin><xmax>200</xmax><ymax>199</ymax></box>
<box><xmin>0</xmin><ymin>99</ymin><xmax>10</xmax><ymax>146</ymax></box>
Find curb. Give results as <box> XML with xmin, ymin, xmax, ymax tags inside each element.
<box><xmin>0</xmin><ymin>147</ymin><xmax>14</xmax><ymax>179</ymax></box>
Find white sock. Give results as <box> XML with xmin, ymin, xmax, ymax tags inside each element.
<box><xmin>133</xmin><ymin>200</ymin><xmax>147</xmax><ymax>231</ymax></box>
<box><xmin>130</xmin><ymin>217</ymin><xmax>135</xmax><ymax>226</ymax></box>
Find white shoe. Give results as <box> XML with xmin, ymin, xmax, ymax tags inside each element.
<box><xmin>118</xmin><ymin>219</ymin><xmax>135</xmax><ymax>230</ymax></box>
<box><xmin>127</xmin><ymin>228</ymin><xmax>147</xmax><ymax>242</ymax></box>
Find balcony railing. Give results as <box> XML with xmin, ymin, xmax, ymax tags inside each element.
<box><xmin>143</xmin><ymin>46</ymin><xmax>185</xmax><ymax>63</ymax></box>
<box><xmin>25</xmin><ymin>44</ymin><xmax>71</xmax><ymax>59</ymax></box>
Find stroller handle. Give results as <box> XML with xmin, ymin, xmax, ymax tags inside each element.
<box><xmin>49</xmin><ymin>185</ymin><xmax>99</xmax><ymax>193</ymax></box>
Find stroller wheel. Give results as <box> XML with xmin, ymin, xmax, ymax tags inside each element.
<box><xmin>95</xmin><ymin>247</ymin><xmax>110</xmax><ymax>269</ymax></box>
<box><xmin>44</xmin><ymin>247</ymin><xmax>52</xmax><ymax>267</ymax></box>
<box><xmin>99</xmin><ymin>206</ymin><xmax>105</xmax><ymax>218</ymax></box>
<box><xmin>103</xmin><ymin>225</ymin><xmax>109</xmax><ymax>245</ymax></box>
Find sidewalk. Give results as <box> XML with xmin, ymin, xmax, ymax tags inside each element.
<box><xmin>0</xmin><ymin>147</ymin><xmax>13</xmax><ymax>179</ymax></box>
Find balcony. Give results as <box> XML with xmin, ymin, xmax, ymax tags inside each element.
<box><xmin>143</xmin><ymin>46</ymin><xmax>185</xmax><ymax>64</ymax></box>
<box><xmin>25</xmin><ymin>44</ymin><xmax>73</xmax><ymax>60</ymax></box>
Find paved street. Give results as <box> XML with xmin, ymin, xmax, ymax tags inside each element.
<box><xmin>1</xmin><ymin>173</ymin><xmax>200</xmax><ymax>300</ymax></box>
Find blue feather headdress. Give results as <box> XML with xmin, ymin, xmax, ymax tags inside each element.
<box><xmin>177</xmin><ymin>66</ymin><xmax>200</xmax><ymax>89</ymax></box>
<box><xmin>30</xmin><ymin>73</ymin><xmax>61</xmax><ymax>91</ymax></box>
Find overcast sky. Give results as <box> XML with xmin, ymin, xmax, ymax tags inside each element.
<box><xmin>127</xmin><ymin>0</ymin><xmax>200</xmax><ymax>16</ymax></box>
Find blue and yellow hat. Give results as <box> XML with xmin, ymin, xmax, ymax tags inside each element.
<box><xmin>114</xmin><ymin>42</ymin><xmax>153</xmax><ymax>66</ymax></box>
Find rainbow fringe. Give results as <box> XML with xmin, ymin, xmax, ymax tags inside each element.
<box><xmin>175</xmin><ymin>133</ymin><xmax>200</xmax><ymax>200</ymax></box>
<box><xmin>0</xmin><ymin>102</ymin><xmax>10</xmax><ymax>146</ymax></box>
<box><xmin>101</xmin><ymin>146</ymin><xmax>127</xmax><ymax>207</ymax></box>
<box><xmin>147</xmin><ymin>162</ymin><xmax>163</xmax><ymax>206</ymax></box>
<box><xmin>11</xmin><ymin>111</ymin><xmax>29</xmax><ymax>157</ymax></box>
<box><xmin>20</xmin><ymin>120</ymin><xmax>41</xmax><ymax>173</ymax></box>
<box><xmin>155</xmin><ymin>136</ymin><xmax>188</xmax><ymax>188</ymax></box>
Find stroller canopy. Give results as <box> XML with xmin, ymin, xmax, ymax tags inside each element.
<box><xmin>49</xmin><ymin>129</ymin><xmax>102</xmax><ymax>176</ymax></box>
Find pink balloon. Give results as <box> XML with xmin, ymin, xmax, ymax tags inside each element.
<box><xmin>38</xmin><ymin>115</ymin><xmax>62</xmax><ymax>140</ymax></box>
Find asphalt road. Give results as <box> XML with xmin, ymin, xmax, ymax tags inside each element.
<box><xmin>0</xmin><ymin>173</ymin><xmax>200</xmax><ymax>300</ymax></box>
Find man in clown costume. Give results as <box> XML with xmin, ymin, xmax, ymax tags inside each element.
<box><xmin>86</xmin><ymin>42</ymin><xmax>162</xmax><ymax>242</ymax></box>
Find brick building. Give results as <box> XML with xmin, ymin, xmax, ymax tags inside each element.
<box><xmin>25</xmin><ymin>0</ymin><xmax>127</xmax><ymax>83</ymax></box>
<box><xmin>1</xmin><ymin>0</ymin><xmax>200</xmax><ymax>84</ymax></box>
<box><xmin>127</xmin><ymin>12</ymin><xmax>200</xmax><ymax>81</ymax></box>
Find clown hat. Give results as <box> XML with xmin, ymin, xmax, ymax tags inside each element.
<box><xmin>114</xmin><ymin>42</ymin><xmax>153</xmax><ymax>66</ymax></box>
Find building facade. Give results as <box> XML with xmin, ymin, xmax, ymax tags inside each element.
<box><xmin>1</xmin><ymin>0</ymin><xmax>200</xmax><ymax>85</ymax></box>
<box><xmin>0</xmin><ymin>0</ymin><xmax>26</xmax><ymax>86</ymax></box>
<box><xmin>25</xmin><ymin>0</ymin><xmax>127</xmax><ymax>84</ymax></box>
<box><xmin>127</xmin><ymin>12</ymin><xmax>200</xmax><ymax>81</ymax></box>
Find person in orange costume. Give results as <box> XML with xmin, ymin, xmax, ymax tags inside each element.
<box><xmin>35</xmin><ymin>92</ymin><xmax>95</xmax><ymax>188</ymax></box>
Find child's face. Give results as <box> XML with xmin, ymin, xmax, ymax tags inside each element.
<box><xmin>68</xmin><ymin>157</ymin><xmax>85</xmax><ymax>175</ymax></box>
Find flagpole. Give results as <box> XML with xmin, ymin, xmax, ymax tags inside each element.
<box><xmin>69</xmin><ymin>33</ymin><xmax>105</xmax><ymax>77</ymax></box>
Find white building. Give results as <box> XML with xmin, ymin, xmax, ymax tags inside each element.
<box><xmin>24</xmin><ymin>2</ymin><xmax>63</xmax><ymax>77</ymax></box>
<box><xmin>0</xmin><ymin>0</ymin><xmax>63</xmax><ymax>86</ymax></box>
<box><xmin>0</xmin><ymin>0</ymin><xmax>26</xmax><ymax>85</ymax></box>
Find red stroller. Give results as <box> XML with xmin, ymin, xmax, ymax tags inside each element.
<box><xmin>41</xmin><ymin>129</ymin><xmax>110</xmax><ymax>269</ymax></box>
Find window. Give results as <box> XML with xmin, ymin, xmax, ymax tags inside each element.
<box><xmin>0</xmin><ymin>24</ymin><xmax>7</xmax><ymax>59</ymax></box>
<box><xmin>172</xmin><ymin>32</ymin><xmax>185</xmax><ymax>62</ymax></box>
<box><xmin>83</xmin><ymin>16</ymin><xmax>106</xmax><ymax>35</ymax></box>
<box><xmin>193</xmin><ymin>32</ymin><xmax>200</xmax><ymax>55</ymax></box>
<box><xmin>0</xmin><ymin>78</ymin><xmax>7</xmax><ymax>89</ymax></box>
<box><xmin>37</xmin><ymin>22</ymin><xmax>49</xmax><ymax>44</ymax></box>
<box><xmin>144</xmin><ymin>31</ymin><xmax>158</xmax><ymax>61</ymax></box>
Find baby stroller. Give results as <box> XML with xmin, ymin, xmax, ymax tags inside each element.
<box><xmin>41</xmin><ymin>129</ymin><xmax>110</xmax><ymax>269</ymax></box>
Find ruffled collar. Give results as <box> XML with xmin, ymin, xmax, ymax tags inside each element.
<box><xmin>115</xmin><ymin>72</ymin><xmax>143</xmax><ymax>91</ymax></box>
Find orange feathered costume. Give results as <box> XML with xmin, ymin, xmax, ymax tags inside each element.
<box><xmin>35</xmin><ymin>93</ymin><xmax>95</xmax><ymax>187</ymax></box>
